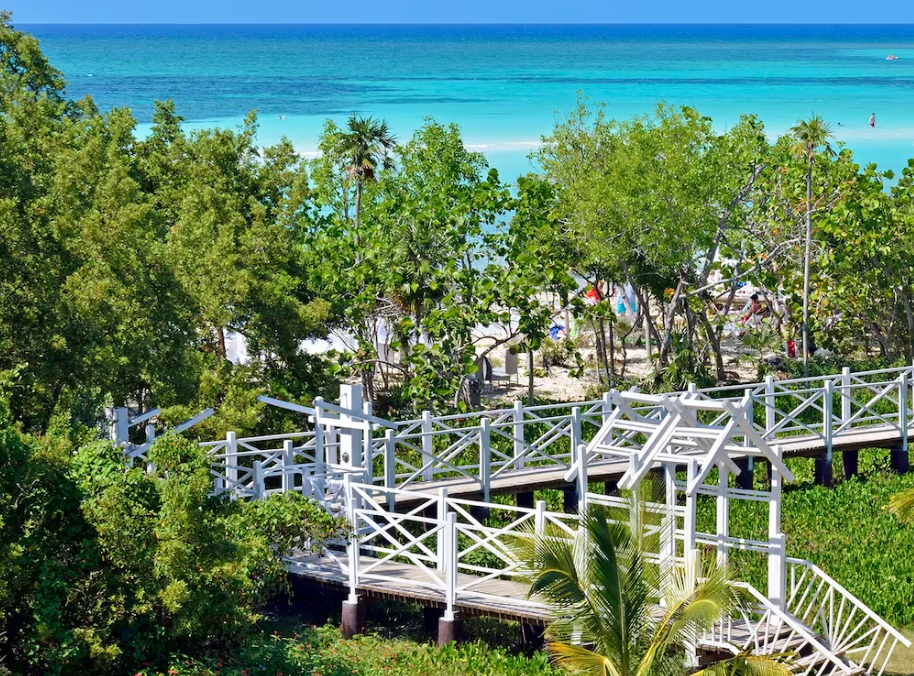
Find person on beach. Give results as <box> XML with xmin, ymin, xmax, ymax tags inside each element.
<box><xmin>870</xmin><ymin>113</ymin><xmax>876</xmax><ymax>128</ymax></box>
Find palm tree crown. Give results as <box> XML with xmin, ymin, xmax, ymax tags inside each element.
<box><xmin>339</xmin><ymin>114</ymin><xmax>397</xmax><ymax>182</ymax></box>
<box><xmin>789</xmin><ymin>114</ymin><xmax>835</xmax><ymax>163</ymax></box>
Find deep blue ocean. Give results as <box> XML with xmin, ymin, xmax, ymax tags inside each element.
<box><xmin>21</xmin><ymin>23</ymin><xmax>914</xmax><ymax>178</ymax></box>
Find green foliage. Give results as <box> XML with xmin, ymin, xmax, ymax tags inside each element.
<box><xmin>697</xmin><ymin>460</ymin><xmax>914</xmax><ymax>626</ymax></box>
<box><xmin>132</xmin><ymin>624</ymin><xmax>562</xmax><ymax>676</ymax></box>
<box><xmin>516</xmin><ymin>501</ymin><xmax>792</xmax><ymax>676</ymax></box>
<box><xmin>0</xmin><ymin>429</ymin><xmax>347</xmax><ymax>674</ymax></box>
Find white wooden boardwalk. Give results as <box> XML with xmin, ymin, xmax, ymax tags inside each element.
<box><xmin>193</xmin><ymin>365</ymin><xmax>914</xmax><ymax>676</ymax></box>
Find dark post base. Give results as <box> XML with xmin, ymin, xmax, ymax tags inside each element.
<box><xmin>814</xmin><ymin>454</ymin><xmax>833</xmax><ymax>487</ymax></box>
<box><xmin>521</xmin><ymin>623</ymin><xmax>546</xmax><ymax>649</ymax></box>
<box><xmin>423</xmin><ymin>606</ymin><xmax>443</xmax><ymax>634</ymax></box>
<box><xmin>563</xmin><ymin>486</ymin><xmax>579</xmax><ymax>514</ymax></box>
<box><xmin>891</xmin><ymin>445</ymin><xmax>909</xmax><ymax>474</ymax></box>
<box><xmin>469</xmin><ymin>505</ymin><xmax>490</xmax><ymax>524</ymax></box>
<box><xmin>604</xmin><ymin>479</ymin><xmax>618</xmax><ymax>495</ymax></box>
<box><xmin>423</xmin><ymin>503</ymin><xmax>437</xmax><ymax>531</ymax></box>
<box><xmin>516</xmin><ymin>491</ymin><xmax>534</xmax><ymax>509</ymax></box>
<box><xmin>734</xmin><ymin>458</ymin><xmax>753</xmax><ymax>490</ymax></box>
<box><xmin>843</xmin><ymin>450</ymin><xmax>859</xmax><ymax>479</ymax></box>
<box><xmin>438</xmin><ymin>616</ymin><xmax>463</xmax><ymax>647</ymax></box>
<box><xmin>341</xmin><ymin>599</ymin><xmax>366</xmax><ymax>639</ymax></box>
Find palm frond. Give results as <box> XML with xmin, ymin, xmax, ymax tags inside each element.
<box><xmin>889</xmin><ymin>487</ymin><xmax>914</xmax><ymax>523</ymax></box>
<box><xmin>692</xmin><ymin>652</ymin><xmax>795</xmax><ymax>676</ymax></box>
<box><xmin>549</xmin><ymin>641</ymin><xmax>622</xmax><ymax>676</ymax></box>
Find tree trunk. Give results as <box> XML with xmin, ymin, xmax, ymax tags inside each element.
<box><xmin>905</xmin><ymin>294</ymin><xmax>914</xmax><ymax>361</ymax></box>
<box><xmin>216</xmin><ymin>326</ymin><xmax>227</xmax><ymax>360</ymax></box>
<box><xmin>354</xmin><ymin>178</ymin><xmax>363</xmax><ymax>253</ymax></box>
<box><xmin>802</xmin><ymin>155</ymin><xmax>813</xmax><ymax>378</ymax></box>
<box><xmin>700</xmin><ymin>311</ymin><xmax>726</xmax><ymax>381</ymax></box>
<box><xmin>527</xmin><ymin>350</ymin><xmax>535</xmax><ymax>405</ymax></box>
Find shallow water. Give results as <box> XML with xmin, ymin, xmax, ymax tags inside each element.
<box><xmin>23</xmin><ymin>23</ymin><xmax>914</xmax><ymax>177</ymax></box>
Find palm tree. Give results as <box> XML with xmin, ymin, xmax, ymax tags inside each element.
<box><xmin>337</xmin><ymin>115</ymin><xmax>397</xmax><ymax>250</ymax></box>
<box><xmin>789</xmin><ymin>115</ymin><xmax>835</xmax><ymax>378</ymax></box>
<box><xmin>517</xmin><ymin>505</ymin><xmax>793</xmax><ymax>676</ymax></box>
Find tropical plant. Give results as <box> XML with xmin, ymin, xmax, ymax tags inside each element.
<box><xmin>337</xmin><ymin>114</ymin><xmax>397</xmax><ymax>248</ymax></box>
<box><xmin>789</xmin><ymin>114</ymin><xmax>835</xmax><ymax>377</ymax></box>
<box><xmin>516</xmin><ymin>503</ymin><xmax>793</xmax><ymax>676</ymax></box>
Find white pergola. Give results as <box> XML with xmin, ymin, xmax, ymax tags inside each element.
<box><xmin>578</xmin><ymin>388</ymin><xmax>796</xmax><ymax>609</ymax></box>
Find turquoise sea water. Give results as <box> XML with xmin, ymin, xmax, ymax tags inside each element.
<box><xmin>22</xmin><ymin>24</ymin><xmax>914</xmax><ymax>178</ymax></box>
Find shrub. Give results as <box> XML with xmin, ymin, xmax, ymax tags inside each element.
<box><xmin>0</xmin><ymin>430</ymin><xmax>346</xmax><ymax>674</ymax></box>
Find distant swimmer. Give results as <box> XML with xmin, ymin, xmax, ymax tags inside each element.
<box><xmin>870</xmin><ymin>113</ymin><xmax>876</xmax><ymax>128</ymax></box>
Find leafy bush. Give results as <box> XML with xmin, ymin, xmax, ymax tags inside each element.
<box><xmin>132</xmin><ymin>624</ymin><xmax>561</xmax><ymax>676</ymax></box>
<box><xmin>0</xmin><ymin>430</ymin><xmax>346</xmax><ymax>675</ymax></box>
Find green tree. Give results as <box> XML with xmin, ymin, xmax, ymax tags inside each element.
<box><xmin>337</xmin><ymin>114</ymin><xmax>397</xmax><ymax>251</ymax></box>
<box><xmin>788</xmin><ymin>115</ymin><xmax>835</xmax><ymax>376</ymax></box>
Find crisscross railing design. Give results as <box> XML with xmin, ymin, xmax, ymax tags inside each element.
<box><xmin>786</xmin><ymin>558</ymin><xmax>908</xmax><ymax>676</ymax></box>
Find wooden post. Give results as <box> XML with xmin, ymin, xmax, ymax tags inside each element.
<box><xmin>421</xmin><ymin>410</ymin><xmax>435</xmax><ymax>482</ymax></box>
<box><xmin>339</xmin><ymin>384</ymin><xmax>363</xmax><ymax>470</ymax></box>
<box><xmin>817</xmin><ymin>381</ymin><xmax>834</xmax><ymax>487</ymax></box>
<box><xmin>660</xmin><ymin>462</ymin><xmax>676</xmax><ymax>592</ymax></box>
<box><xmin>768</xmin><ymin>445</ymin><xmax>786</xmax><ymax>610</ymax></box>
<box><xmin>764</xmin><ymin>375</ymin><xmax>776</xmax><ymax>439</ymax></box>
<box><xmin>480</xmin><ymin>418</ymin><xmax>491</xmax><ymax>503</ymax></box>
<box><xmin>684</xmin><ymin>459</ymin><xmax>699</xmax><ymax>590</ymax></box>
<box><xmin>602</xmin><ymin>391</ymin><xmax>613</xmax><ymax>425</ymax></box>
<box><xmin>841</xmin><ymin>367</ymin><xmax>852</xmax><ymax>426</ymax></box>
<box><xmin>735</xmin><ymin>457</ymin><xmax>753</xmax><ymax>490</ymax></box>
<box><xmin>513</xmin><ymin>400</ymin><xmax>526</xmax><ymax>469</ymax></box>
<box><xmin>226</xmin><ymin>431</ymin><xmax>238</xmax><ymax>497</ymax></box>
<box><xmin>282</xmin><ymin>439</ymin><xmax>295</xmax><ymax>493</ymax></box>
<box><xmin>253</xmin><ymin>460</ymin><xmax>265</xmax><ymax>500</ymax></box>
<box><xmin>436</xmin><ymin>487</ymin><xmax>448</xmax><ymax>571</ymax></box>
<box><xmin>516</xmin><ymin>491</ymin><xmax>534</xmax><ymax>509</ymax></box>
<box><xmin>716</xmin><ymin>462</ymin><xmax>729</xmax><ymax>567</ymax></box>
<box><xmin>384</xmin><ymin>429</ymin><xmax>396</xmax><ymax>510</ymax></box>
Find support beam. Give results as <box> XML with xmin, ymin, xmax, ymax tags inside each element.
<box><xmin>516</xmin><ymin>491</ymin><xmax>534</xmax><ymax>509</ymax></box>
<box><xmin>734</xmin><ymin>458</ymin><xmax>753</xmax><ymax>490</ymax></box>
<box><xmin>843</xmin><ymin>450</ymin><xmax>859</xmax><ymax>479</ymax></box>
<box><xmin>423</xmin><ymin>606</ymin><xmax>443</xmax><ymax>634</ymax></box>
<box><xmin>891</xmin><ymin>444</ymin><xmax>909</xmax><ymax>474</ymax></box>
<box><xmin>438</xmin><ymin>616</ymin><xmax>463</xmax><ymax>647</ymax></box>
<box><xmin>469</xmin><ymin>504</ymin><xmax>490</xmax><ymax>524</ymax></box>
<box><xmin>521</xmin><ymin>623</ymin><xmax>546</xmax><ymax>648</ymax></box>
<box><xmin>341</xmin><ymin>598</ymin><xmax>367</xmax><ymax>639</ymax></box>
<box><xmin>814</xmin><ymin>453</ymin><xmax>833</xmax><ymax>487</ymax></box>
<box><xmin>563</xmin><ymin>486</ymin><xmax>579</xmax><ymax>514</ymax></box>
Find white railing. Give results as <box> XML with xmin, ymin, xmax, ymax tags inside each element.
<box><xmin>786</xmin><ymin>558</ymin><xmax>910</xmax><ymax>676</ymax></box>
<box><xmin>703</xmin><ymin>581</ymin><xmax>857</xmax><ymax>676</ymax></box>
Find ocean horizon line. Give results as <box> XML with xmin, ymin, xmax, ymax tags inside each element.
<box><xmin>18</xmin><ymin>22</ymin><xmax>914</xmax><ymax>27</ymax></box>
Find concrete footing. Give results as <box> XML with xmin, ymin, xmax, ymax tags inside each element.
<box><xmin>891</xmin><ymin>446</ymin><xmax>909</xmax><ymax>474</ymax></box>
<box><xmin>735</xmin><ymin>458</ymin><xmax>753</xmax><ymax>490</ymax></box>
<box><xmin>843</xmin><ymin>450</ymin><xmax>859</xmax><ymax>479</ymax></box>
<box><xmin>341</xmin><ymin>599</ymin><xmax>366</xmax><ymax>639</ymax></box>
<box><xmin>516</xmin><ymin>491</ymin><xmax>534</xmax><ymax>509</ymax></box>
<box><xmin>438</xmin><ymin>616</ymin><xmax>463</xmax><ymax>647</ymax></box>
<box><xmin>814</xmin><ymin>454</ymin><xmax>833</xmax><ymax>487</ymax></box>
